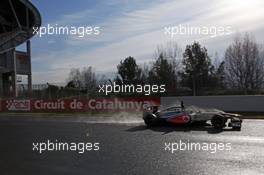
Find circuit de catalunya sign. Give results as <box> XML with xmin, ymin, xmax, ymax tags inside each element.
<box><xmin>0</xmin><ymin>98</ymin><xmax>160</xmax><ymax>112</ymax></box>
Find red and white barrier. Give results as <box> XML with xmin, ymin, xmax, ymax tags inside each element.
<box><xmin>0</xmin><ymin>98</ymin><xmax>160</xmax><ymax>112</ymax></box>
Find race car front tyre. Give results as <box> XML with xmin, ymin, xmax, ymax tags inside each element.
<box><xmin>211</xmin><ymin>115</ymin><xmax>226</xmax><ymax>129</ymax></box>
<box><xmin>232</xmin><ymin>126</ymin><xmax>241</xmax><ymax>131</ymax></box>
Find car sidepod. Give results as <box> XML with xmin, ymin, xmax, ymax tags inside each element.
<box><xmin>160</xmin><ymin>112</ymin><xmax>191</xmax><ymax>124</ymax></box>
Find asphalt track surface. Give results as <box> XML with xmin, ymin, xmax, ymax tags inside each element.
<box><xmin>0</xmin><ymin>115</ymin><xmax>264</xmax><ymax>175</ymax></box>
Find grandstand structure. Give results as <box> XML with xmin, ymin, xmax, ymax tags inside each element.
<box><xmin>0</xmin><ymin>0</ymin><xmax>41</xmax><ymax>97</ymax></box>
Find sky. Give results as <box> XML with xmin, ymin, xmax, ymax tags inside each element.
<box><xmin>21</xmin><ymin>0</ymin><xmax>264</xmax><ymax>84</ymax></box>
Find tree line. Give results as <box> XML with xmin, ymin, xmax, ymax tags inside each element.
<box><xmin>65</xmin><ymin>33</ymin><xmax>264</xmax><ymax>97</ymax></box>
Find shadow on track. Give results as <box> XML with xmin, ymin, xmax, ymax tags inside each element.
<box><xmin>126</xmin><ymin>123</ymin><xmax>239</xmax><ymax>135</ymax></box>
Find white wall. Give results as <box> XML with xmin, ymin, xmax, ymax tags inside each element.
<box><xmin>161</xmin><ymin>96</ymin><xmax>264</xmax><ymax>112</ymax></box>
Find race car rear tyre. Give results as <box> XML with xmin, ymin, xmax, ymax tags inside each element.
<box><xmin>143</xmin><ymin>114</ymin><xmax>156</xmax><ymax>127</ymax></box>
<box><xmin>211</xmin><ymin>115</ymin><xmax>226</xmax><ymax>129</ymax></box>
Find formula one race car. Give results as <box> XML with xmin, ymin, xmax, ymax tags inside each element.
<box><xmin>143</xmin><ymin>102</ymin><xmax>242</xmax><ymax>130</ymax></box>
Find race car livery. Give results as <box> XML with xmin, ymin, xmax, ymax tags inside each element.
<box><xmin>143</xmin><ymin>102</ymin><xmax>242</xmax><ymax>130</ymax></box>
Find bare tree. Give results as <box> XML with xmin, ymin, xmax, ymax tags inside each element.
<box><xmin>225</xmin><ymin>33</ymin><xmax>264</xmax><ymax>93</ymax></box>
<box><xmin>155</xmin><ymin>41</ymin><xmax>182</xmax><ymax>71</ymax></box>
<box><xmin>140</xmin><ymin>63</ymin><xmax>150</xmax><ymax>84</ymax></box>
<box><xmin>67</xmin><ymin>68</ymin><xmax>82</xmax><ymax>88</ymax></box>
<box><xmin>81</xmin><ymin>66</ymin><xmax>97</xmax><ymax>91</ymax></box>
<box><xmin>67</xmin><ymin>66</ymin><xmax>97</xmax><ymax>97</ymax></box>
<box><xmin>148</xmin><ymin>41</ymin><xmax>182</xmax><ymax>93</ymax></box>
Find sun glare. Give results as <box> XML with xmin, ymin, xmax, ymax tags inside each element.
<box><xmin>225</xmin><ymin>0</ymin><xmax>263</xmax><ymax>11</ymax></box>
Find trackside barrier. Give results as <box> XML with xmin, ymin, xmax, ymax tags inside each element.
<box><xmin>161</xmin><ymin>96</ymin><xmax>264</xmax><ymax>112</ymax></box>
<box><xmin>0</xmin><ymin>98</ymin><xmax>160</xmax><ymax>112</ymax></box>
<box><xmin>1</xmin><ymin>96</ymin><xmax>261</xmax><ymax>113</ymax></box>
